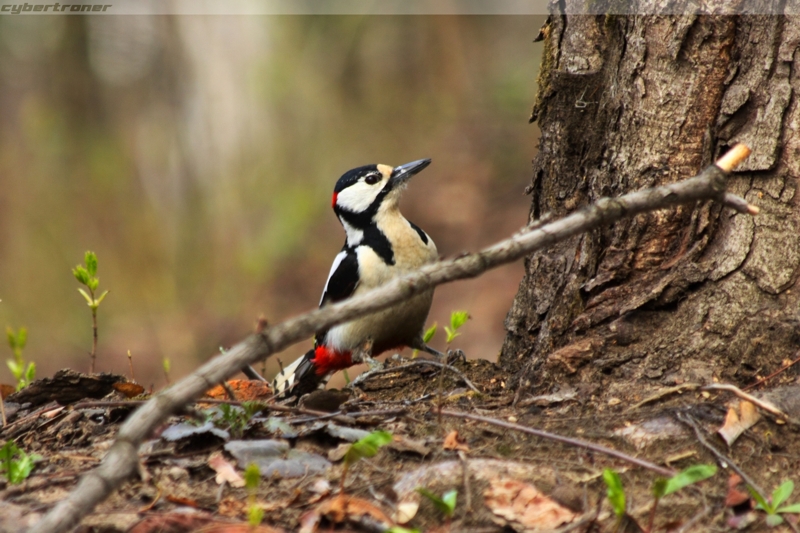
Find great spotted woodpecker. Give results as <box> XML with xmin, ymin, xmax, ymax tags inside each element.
<box><xmin>273</xmin><ymin>159</ymin><xmax>442</xmax><ymax>398</ymax></box>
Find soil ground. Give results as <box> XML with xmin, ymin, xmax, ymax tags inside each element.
<box><xmin>2</xmin><ymin>355</ymin><xmax>798</xmax><ymax>532</ymax></box>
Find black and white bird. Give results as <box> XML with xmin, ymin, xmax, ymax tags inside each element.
<box><xmin>273</xmin><ymin>159</ymin><xmax>442</xmax><ymax>398</ymax></box>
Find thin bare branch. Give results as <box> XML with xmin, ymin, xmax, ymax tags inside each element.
<box><xmin>441</xmin><ymin>409</ymin><xmax>675</xmax><ymax>477</ymax></box>
<box><xmin>28</xmin><ymin>145</ymin><xmax>751</xmax><ymax>533</ymax></box>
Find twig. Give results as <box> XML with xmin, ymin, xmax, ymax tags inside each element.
<box><xmin>352</xmin><ymin>360</ymin><xmax>481</xmax><ymax>394</ymax></box>
<box><xmin>674</xmin><ymin>412</ymin><xmax>787</xmax><ymax>527</ymax></box>
<box><xmin>743</xmin><ymin>351</ymin><xmax>800</xmax><ymax>391</ymax></box>
<box><xmin>701</xmin><ymin>383</ymin><xmax>789</xmax><ymax>420</ymax></box>
<box><xmin>628</xmin><ymin>383</ymin><xmax>700</xmax><ymax>411</ymax></box>
<box><xmin>440</xmin><ymin>410</ymin><xmax>675</xmax><ymax>477</ymax></box>
<box><xmin>28</xmin><ymin>145</ymin><xmax>751</xmax><ymax>533</ymax></box>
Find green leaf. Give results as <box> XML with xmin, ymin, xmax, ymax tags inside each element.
<box><xmin>660</xmin><ymin>464</ymin><xmax>717</xmax><ymax>497</ymax></box>
<box><xmin>772</xmin><ymin>480</ymin><xmax>794</xmax><ymax>509</ymax></box>
<box><xmin>449</xmin><ymin>311</ymin><xmax>469</xmax><ymax>331</ymax></box>
<box><xmin>6</xmin><ymin>327</ymin><xmax>15</xmax><ymax>350</ymax></box>
<box><xmin>387</xmin><ymin>528</ymin><xmax>421</xmax><ymax>533</ymax></box>
<box><xmin>85</xmin><ymin>251</ymin><xmax>98</xmax><ymax>277</ymax></box>
<box><xmin>244</xmin><ymin>463</ymin><xmax>261</xmax><ymax>491</ymax></box>
<box><xmin>73</xmin><ymin>266</ymin><xmax>90</xmax><ymax>285</ymax></box>
<box><xmin>95</xmin><ymin>290</ymin><xmax>109</xmax><ymax>306</ymax></box>
<box><xmin>24</xmin><ymin>362</ymin><xmax>35</xmax><ymax>383</ymax></box>
<box><xmin>766</xmin><ymin>514</ymin><xmax>785</xmax><ymax>526</ymax></box>
<box><xmin>749</xmin><ymin>485</ymin><xmax>773</xmax><ymax>513</ymax></box>
<box><xmin>417</xmin><ymin>487</ymin><xmax>457</xmax><ymax>517</ymax></box>
<box><xmin>7</xmin><ymin>360</ymin><xmax>21</xmax><ymax>377</ymax></box>
<box><xmin>652</xmin><ymin>478</ymin><xmax>667</xmax><ymax>499</ymax></box>
<box><xmin>162</xmin><ymin>358</ymin><xmax>171</xmax><ymax>373</ymax></box>
<box><xmin>16</xmin><ymin>328</ymin><xmax>26</xmax><ymax>350</ymax></box>
<box><xmin>423</xmin><ymin>323</ymin><xmax>437</xmax><ymax>343</ymax></box>
<box><xmin>88</xmin><ymin>278</ymin><xmax>99</xmax><ymax>292</ymax></box>
<box><xmin>248</xmin><ymin>505</ymin><xmax>264</xmax><ymax>527</ymax></box>
<box><xmin>603</xmin><ymin>468</ymin><xmax>626</xmax><ymax>517</ymax></box>
<box><xmin>77</xmin><ymin>288</ymin><xmax>93</xmax><ymax>305</ymax></box>
<box><xmin>778</xmin><ymin>503</ymin><xmax>800</xmax><ymax>514</ymax></box>
<box><xmin>444</xmin><ymin>326</ymin><xmax>459</xmax><ymax>344</ymax></box>
<box><xmin>442</xmin><ymin>489</ymin><xmax>458</xmax><ymax>515</ymax></box>
<box><xmin>345</xmin><ymin>430</ymin><xmax>392</xmax><ymax>465</ymax></box>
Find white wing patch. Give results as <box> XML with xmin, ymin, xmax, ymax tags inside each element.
<box><xmin>320</xmin><ymin>250</ymin><xmax>349</xmax><ymax>306</ymax></box>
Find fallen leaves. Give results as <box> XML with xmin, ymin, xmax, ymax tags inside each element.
<box><xmin>485</xmin><ymin>478</ymin><xmax>578</xmax><ymax>530</ymax></box>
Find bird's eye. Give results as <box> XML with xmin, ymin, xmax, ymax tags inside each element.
<box><xmin>365</xmin><ymin>174</ymin><xmax>380</xmax><ymax>185</ymax></box>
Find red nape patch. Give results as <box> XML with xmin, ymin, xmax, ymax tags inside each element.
<box><xmin>331</xmin><ymin>192</ymin><xmax>338</xmax><ymax>209</ymax></box>
<box><xmin>312</xmin><ymin>346</ymin><xmax>352</xmax><ymax>375</ymax></box>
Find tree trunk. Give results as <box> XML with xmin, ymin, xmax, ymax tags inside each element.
<box><xmin>500</xmin><ymin>15</ymin><xmax>800</xmax><ymax>398</ymax></box>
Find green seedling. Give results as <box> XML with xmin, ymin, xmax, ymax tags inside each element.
<box><xmin>245</xmin><ymin>463</ymin><xmax>264</xmax><ymax>528</ymax></box>
<box><xmin>412</xmin><ymin>323</ymin><xmax>437</xmax><ymax>358</ymax></box>
<box><xmin>750</xmin><ymin>480</ymin><xmax>800</xmax><ymax>527</ymax></box>
<box><xmin>0</xmin><ymin>441</ymin><xmax>41</xmax><ymax>484</ymax></box>
<box><xmin>341</xmin><ymin>430</ymin><xmax>392</xmax><ymax>494</ymax></box>
<box><xmin>6</xmin><ymin>327</ymin><xmax>34</xmax><ymax>391</ymax></box>
<box><xmin>604</xmin><ymin>464</ymin><xmax>717</xmax><ymax>532</ymax></box>
<box><xmin>162</xmin><ymin>357</ymin><xmax>171</xmax><ymax>384</ymax></box>
<box><xmin>444</xmin><ymin>311</ymin><xmax>468</xmax><ymax>344</ymax></box>
<box><xmin>72</xmin><ymin>251</ymin><xmax>109</xmax><ymax>374</ymax></box>
<box><xmin>438</xmin><ymin>311</ymin><xmax>469</xmax><ymax>424</ymax></box>
<box><xmin>217</xmin><ymin>402</ymin><xmax>263</xmax><ymax>438</ymax></box>
<box><xmin>417</xmin><ymin>487</ymin><xmax>458</xmax><ymax>518</ymax></box>
<box><xmin>649</xmin><ymin>464</ymin><xmax>716</xmax><ymax>531</ymax></box>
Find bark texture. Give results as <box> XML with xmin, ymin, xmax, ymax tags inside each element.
<box><xmin>501</xmin><ymin>15</ymin><xmax>800</xmax><ymax>396</ymax></box>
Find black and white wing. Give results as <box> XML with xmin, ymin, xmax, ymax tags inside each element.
<box><xmin>318</xmin><ymin>248</ymin><xmax>360</xmax><ymax>308</ymax></box>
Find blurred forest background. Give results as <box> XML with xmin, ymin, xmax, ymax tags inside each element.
<box><xmin>0</xmin><ymin>15</ymin><xmax>545</xmax><ymax>387</ymax></box>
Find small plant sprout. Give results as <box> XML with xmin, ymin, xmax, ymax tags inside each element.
<box><xmin>6</xmin><ymin>326</ymin><xmax>34</xmax><ymax>391</ymax></box>
<box><xmin>437</xmin><ymin>311</ymin><xmax>469</xmax><ymax>424</ymax></box>
<box><xmin>245</xmin><ymin>463</ymin><xmax>264</xmax><ymax>528</ymax></box>
<box><xmin>417</xmin><ymin>487</ymin><xmax>458</xmax><ymax>518</ymax></box>
<box><xmin>217</xmin><ymin>402</ymin><xmax>263</xmax><ymax>439</ymax></box>
<box><xmin>341</xmin><ymin>430</ymin><xmax>392</xmax><ymax>494</ymax></box>
<box><xmin>444</xmin><ymin>311</ymin><xmax>469</xmax><ymax>344</ymax></box>
<box><xmin>603</xmin><ymin>468</ymin><xmax>627</xmax><ymax>520</ymax></box>
<box><xmin>649</xmin><ymin>464</ymin><xmax>716</xmax><ymax>531</ymax></box>
<box><xmin>750</xmin><ymin>480</ymin><xmax>800</xmax><ymax>527</ymax></box>
<box><xmin>413</xmin><ymin>323</ymin><xmax>437</xmax><ymax>358</ymax></box>
<box><xmin>162</xmin><ymin>357</ymin><xmax>171</xmax><ymax>385</ymax></box>
<box><xmin>72</xmin><ymin>251</ymin><xmax>109</xmax><ymax>373</ymax></box>
<box><xmin>0</xmin><ymin>441</ymin><xmax>41</xmax><ymax>484</ymax></box>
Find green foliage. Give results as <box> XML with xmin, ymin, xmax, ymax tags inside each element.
<box><xmin>653</xmin><ymin>464</ymin><xmax>716</xmax><ymax>498</ymax></box>
<box><xmin>217</xmin><ymin>402</ymin><xmax>263</xmax><ymax>438</ymax></box>
<box><xmin>244</xmin><ymin>463</ymin><xmax>264</xmax><ymax>527</ymax></box>
<box><xmin>73</xmin><ymin>251</ymin><xmax>109</xmax><ymax>311</ymax></box>
<box><xmin>387</xmin><ymin>528</ymin><xmax>421</xmax><ymax>533</ymax></box>
<box><xmin>417</xmin><ymin>487</ymin><xmax>458</xmax><ymax>518</ymax></box>
<box><xmin>751</xmin><ymin>480</ymin><xmax>800</xmax><ymax>526</ymax></box>
<box><xmin>6</xmin><ymin>326</ymin><xmax>35</xmax><ymax>390</ymax></box>
<box><xmin>423</xmin><ymin>323</ymin><xmax>437</xmax><ymax>343</ymax></box>
<box><xmin>603</xmin><ymin>468</ymin><xmax>626</xmax><ymax>517</ymax></box>
<box><xmin>344</xmin><ymin>430</ymin><xmax>392</xmax><ymax>466</ymax></box>
<box><xmin>0</xmin><ymin>441</ymin><xmax>41</xmax><ymax>484</ymax></box>
<box><xmin>444</xmin><ymin>311</ymin><xmax>469</xmax><ymax>344</ymax></box>
<box><xmin>412</xmin><ymin>323</ymin><xmax>437</xmax><ymax>358</ymax></box>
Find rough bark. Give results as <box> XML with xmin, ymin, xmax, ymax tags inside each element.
<box><xmin>501</xmin><ymin>15</ymin><xmax>800</xmax><ymax>397</ymax></box>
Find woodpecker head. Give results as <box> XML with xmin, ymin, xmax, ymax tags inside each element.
<box><xmin>331</xmin><ymin>159</ymin><xmax>431</xmax><ymax>219</ymax></box>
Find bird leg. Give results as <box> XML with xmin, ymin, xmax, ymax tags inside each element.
<box><xmin>350</xmin><ymin>338</ymin><xmax>383</xmax><ymax>371</ymax></box>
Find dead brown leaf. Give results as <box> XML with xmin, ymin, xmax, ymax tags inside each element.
<box><xmin>299</xmin><ymin>495</ymin><xmax>393</xmax><ymax>533</ymax></box>
<box><xmin>113</xmin><ymin>381</ymin><xmax>145</xmax><ymax>398</ymax></box>
<box><xmin>443</xmin><ymin>430</ymin><xmax>469</xmax><ymax>452</ymax></box>
<box><xmin>484</xmin><ymin>478</ymin><xmax>578</xmax><ymax>530</ymax></box>
<box><xmin>718</xmin><ymin>401</ymin><xmax>760</xmax><ymax>446</ymax></box>
<box><xmin>208</xmin><ymin>451</ymin><xmax>245</xmax><ymax>488</ymax></box>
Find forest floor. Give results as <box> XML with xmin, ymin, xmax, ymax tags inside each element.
<box><xmin>2</xmin><ymin>354</ymin><xmax>799</xmax><ymax>533</ymax></box>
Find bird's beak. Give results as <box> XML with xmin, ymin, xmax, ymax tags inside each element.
<box><xmin>390</xmin><ymin>158</ymin><xmax>431</xmax><ymax>187</ymax></box>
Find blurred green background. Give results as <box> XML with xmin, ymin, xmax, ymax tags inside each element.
<box><xmin>0</xmin><ymin>15</ymin><xmax>544</xmax><ymax>387</ymax></box>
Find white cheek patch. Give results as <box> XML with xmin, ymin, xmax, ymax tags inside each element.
<box><xmin>336</xmin><ymin>180</ymin><xmax>383</xmax><ymax>213</ymax></box>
